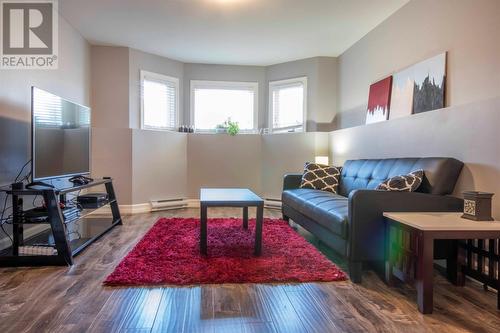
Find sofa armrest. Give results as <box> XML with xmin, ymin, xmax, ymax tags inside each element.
<box><xmin>348</xmin><ymin>190</ymin><xmax>464</xmax><ymax>263</ymax></box>
<box><xmin>283</xmin><ymin>173</ymin><xmax>303</xmax><ymax>191</ymax></box>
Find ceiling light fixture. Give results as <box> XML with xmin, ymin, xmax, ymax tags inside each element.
<box><xmin>210</xmin><ymin>0</ymin><xmax>248</xmax><ymax>5</ymax></box>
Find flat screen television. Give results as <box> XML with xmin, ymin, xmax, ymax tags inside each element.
<box><xmin>31</xmin><ymin>87</ymin><xmax>91</xmax><ymax>181</ymax></box>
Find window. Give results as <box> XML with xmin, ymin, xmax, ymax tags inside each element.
<box><xmin>191</xmin><ymin>80</ymin><xmax>258</xmax><ymax>132</ymax></box>
<box><xmin>269</xmin><ymin>77</ymin><xmax>307</xmax><ymax>132</ymax></box>
<box><xmin>140</xmin><ymin>70</ymin><xmax>179</xmax><ymax>130</ymax></box>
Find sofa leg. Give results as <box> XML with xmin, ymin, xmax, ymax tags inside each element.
<box><xmin>349</xmin><ymin>261</ymin><xmax>363</xmax><ymax>284</ymax></box>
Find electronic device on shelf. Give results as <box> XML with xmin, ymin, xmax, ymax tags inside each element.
<box><xmin>62</xmin><ymin>206</ymin><xmax>81</xmax><ymax>223</ymax></box>
<box><xmin>68</xmin><ymin>175</ymin><xmax>94</xmax><ymax>185</ymax></box>
<box><xmin>77</xmin><ymin>192</ymin><xmax>109</xmax><ymax>208</ymax></box>
<box><xmin>22</xmin><ymin>208</ymin><xmax>49</xmax><ymax>223</ymax></box>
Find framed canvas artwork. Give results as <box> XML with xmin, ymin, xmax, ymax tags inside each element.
<box><xmin>390</xmin><ymin>52</ymin><xmax>446</xmax><ymax>119</ymax></box>
<box><xmin>365</xmin><ymin>76</ymin><xmax>393</xmax><ymax>124</ymax></box>
<box><xmin>390</xmin><ymin>66</ymin><xmax>414</xmax><ymax>119</ymax></box>
<box><xmin>412</xmin><ymin>52</ymin><xmax>446</xmax><ymax>114</ymax></box>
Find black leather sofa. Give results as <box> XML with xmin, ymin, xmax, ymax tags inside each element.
<box><xmin>281</xmin><ymin>157</ymin><xmax>464</xmax><ymax>283</ymax></box>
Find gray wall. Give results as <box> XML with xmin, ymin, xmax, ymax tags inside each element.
<box><xmin>0</xmin><ymin>15</ymin><xmax>90</xmax><ymax>245</ymax></box>
<box><xmin>91</xmin><ymin>48</ymin><xmax>338</xmax><ymax>205</ymax></box>
<box><xmin>92</xmin><ymin>128</ymin><xmax>133</xmax><ymax>204</ymax></box>
<box><xmin>267</xmin><ymin>57</ymin><xmax>338</xmax><ymax>131</ymax></box>
<box><xmin>90</xmin><ymin>46</ymin><xmax>132</xmax><ymax>203</ymax></box>
<box><xmin>329</xmin><ymin>98</ymin><xmax>500</xmax><ymax>219</ymax></box>
<box><xmin>90</xmin><ymin>46</ymin><xmax>129</xmax><ymax>129</ymax></box>
<box><xmin>261</xmin><ymin>132</ymin><xmax>329</xmax><ymax>200</ymax></box>
<box><xmin>187</xmin><ymin>134</ymin><xmax>263</xmax><ymax>199</ymax></box>
<box><xmin>185</xmin><ymin>132</ymin><xmax>328</xmax><ymax>201</ymax></box>
<box><xmin>336</xmin><ymin>0</ymin><xmax>500</xmax><ymax>129</ymax></box>
<box><xmin>91</xmin><ymin>47</ymin><xmax>189</xmax><ymax>204</ymax></box>
<box><xmin>328</xmin><ymin>0</ymin><xmax>500</xmax><ymax>218</ymax></box>
<box><xmin>132</xmin><ymin>130</ymin><xmax>188</xmax><ymax>203</ymax></box>
<box><xmin>129</xmin><ymin>48</ymin><xmax>184</xmax><ymax>129</ymax></box>
<box><xmin>183</xmin><ymin>63</ymin><xmax>267</xmax><ymax>128</ymax></box>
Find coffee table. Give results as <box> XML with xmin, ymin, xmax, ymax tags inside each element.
<box><xmin>200</xmin><ymin>188</ymin><xmax>264</xmax><ymax>256</ymax></box>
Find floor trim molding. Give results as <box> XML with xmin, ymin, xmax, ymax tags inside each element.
<box><xmin>113</xmin><ymin>198</ymin><xmax>281</xmax><ymax>215</ymax></box>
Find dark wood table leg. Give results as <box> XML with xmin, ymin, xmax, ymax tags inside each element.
<box><xmin>456</xmin><ymin>240</ymin><xmax>466</xmax><ymax>286</ymax></box>
<box><xmin>416</xmin><ymin>231</ymin><xmax>434</xmax><ymax>314</ymax></box>
<box><xmin>200</xmin><ymin>204</ymin><xmax>208</xmax><ymax>255</ymax></box>
<box><xmin>243</xmin><ymin>206</ymin><xmax>248</xmax><ymax>229</ymax></box>
<box><xmin>254</xmin><ymin>204</ymin><xmax>263</xmax><ymax>256</ymax></box>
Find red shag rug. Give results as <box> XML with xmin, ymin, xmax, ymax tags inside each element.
<box><xmin>104</xmin><ymin>218</ymin><xmax>347</xmax><ymax>286</ymax></box>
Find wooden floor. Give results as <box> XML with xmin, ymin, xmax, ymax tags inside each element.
<box><xmin>1</xmin><ymin>208</ymin><xmax>499</xmax><ymax>333</ymax></box>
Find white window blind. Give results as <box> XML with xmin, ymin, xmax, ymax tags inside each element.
<box><xmin>269</xmin><ymin>77</ymin><xmax>307</xmax><ymax>132</ymax></box>
<box><xmin>33</xmin><ymin>89</ymin><xmax>63</xmax><ymax>128</ymax></box>
<box><xmin>141</xmin><ymin>71</ymin><xmax>179</xmax><ymax>130</ymax></box>
<box><xmin>78</xmin><ymin>108</ymin><xmax>91</xmax><ymax>127</ymax></box>
<box><xmin>191</xmin><ymin>80</ymin><xmax>258</xmax><ymax>132</ymax></box>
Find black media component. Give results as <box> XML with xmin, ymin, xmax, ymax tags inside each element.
<box><xmin>77</xmin><ymin>192</ymin><xmax>109</xmax><ymax>208</ymax></box>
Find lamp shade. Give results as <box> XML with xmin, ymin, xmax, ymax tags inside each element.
<box><xmin>314</xmin><ymin>156</ymin><xmax>329</xmax><ymax>165</ymax></box>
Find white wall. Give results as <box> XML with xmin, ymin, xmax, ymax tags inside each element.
<box><xmin>336</xmin><ymin>0</ymin><xmax>500</xmax><ymax>129</ymax></box>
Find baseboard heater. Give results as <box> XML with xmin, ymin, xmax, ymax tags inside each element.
<box><xmin>150</xmin><ymin>198</ymin><xmax>189</xmax><ymax>211</ymax></box>
<box><xmin>264</xmin><ymin>198</ymin><xmax>282</xmax><ymax>210</ymax></box>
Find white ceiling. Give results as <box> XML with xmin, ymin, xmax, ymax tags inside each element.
<box><xmin>60</xmin><ymin>0</ymin><xmax>409</xmax><ymax>66</ymax></box>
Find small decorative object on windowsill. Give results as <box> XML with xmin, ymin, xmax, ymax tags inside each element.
<box><xmin>462</xmin><ymin>191</ymin><xmax>494</xmax><ymax>221</ymax></box>
<box><xmin>178</xmin><ymin>125</ymin><xmax>194</xmax><ymax>133</ymax></box>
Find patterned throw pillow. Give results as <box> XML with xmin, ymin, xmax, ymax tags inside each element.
<box><xmin>300</xmin><ymin>162</ymin><xmax>342</xmax><ymax>194</ymax></box>
<box><xmin>376</xmin><ymin>170</ymin><xmax>424</xmax><ymax>192</ymax></box>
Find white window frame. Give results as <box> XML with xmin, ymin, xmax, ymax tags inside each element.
<box><xmin>268</xmin><ymin>76</ymin><xmax>308</xmax><ymax>133</ymax></box>
<box><xmin>140</xmin><ymin>70</ymin><xmax>180</xmax><ymax>131</ymax></box>
<box><xmin>190</xmin><ymin>80</ymin><xmax>259</xmax><ymax>133</ymax></box>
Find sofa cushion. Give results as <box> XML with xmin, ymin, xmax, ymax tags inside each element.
<box><xmin>300</xmin><ymin>162</ymin><xmax>341</xmax><ymax>193</ymax></box>
<box><xmin>282</xmin><ymin>189</ymin><xmax>348</xmax><ymax>238</ymax></box>
<box><xmin>376</xmin><ymin>169</ymin><xmax>424</xmax><ymax>192</ymax></box>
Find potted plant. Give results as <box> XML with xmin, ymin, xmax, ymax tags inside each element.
<box><xmin>215</xmin><ymin>118</ymin><xmax>240</xmax><ymax>136</ymax></box>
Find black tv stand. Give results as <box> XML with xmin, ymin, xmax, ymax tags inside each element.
<box><xmin>0</xmin><ymin>178</ymin><xmax>122</xmax><ymax>266</ymax></box>
<box><xmin>26</xmin><ymin>181</ymin><xmax>55</xmax><ymax>189</ymax></box>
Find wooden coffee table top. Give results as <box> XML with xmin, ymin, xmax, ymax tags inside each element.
<box><xmin>383</xmin><ymin>212</ymin><xmax>500</xmax><ymax>231</ymax></box>
<box><xmin>200</xmin><ymin>188</ymin><xmax>263</xmax><ymax>206</ymax></box>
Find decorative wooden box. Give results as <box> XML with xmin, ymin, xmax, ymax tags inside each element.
<box><xmin>462</xmin><ymin>191</ymin><xmax>494</xmax><ymax>221</ymax></box>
